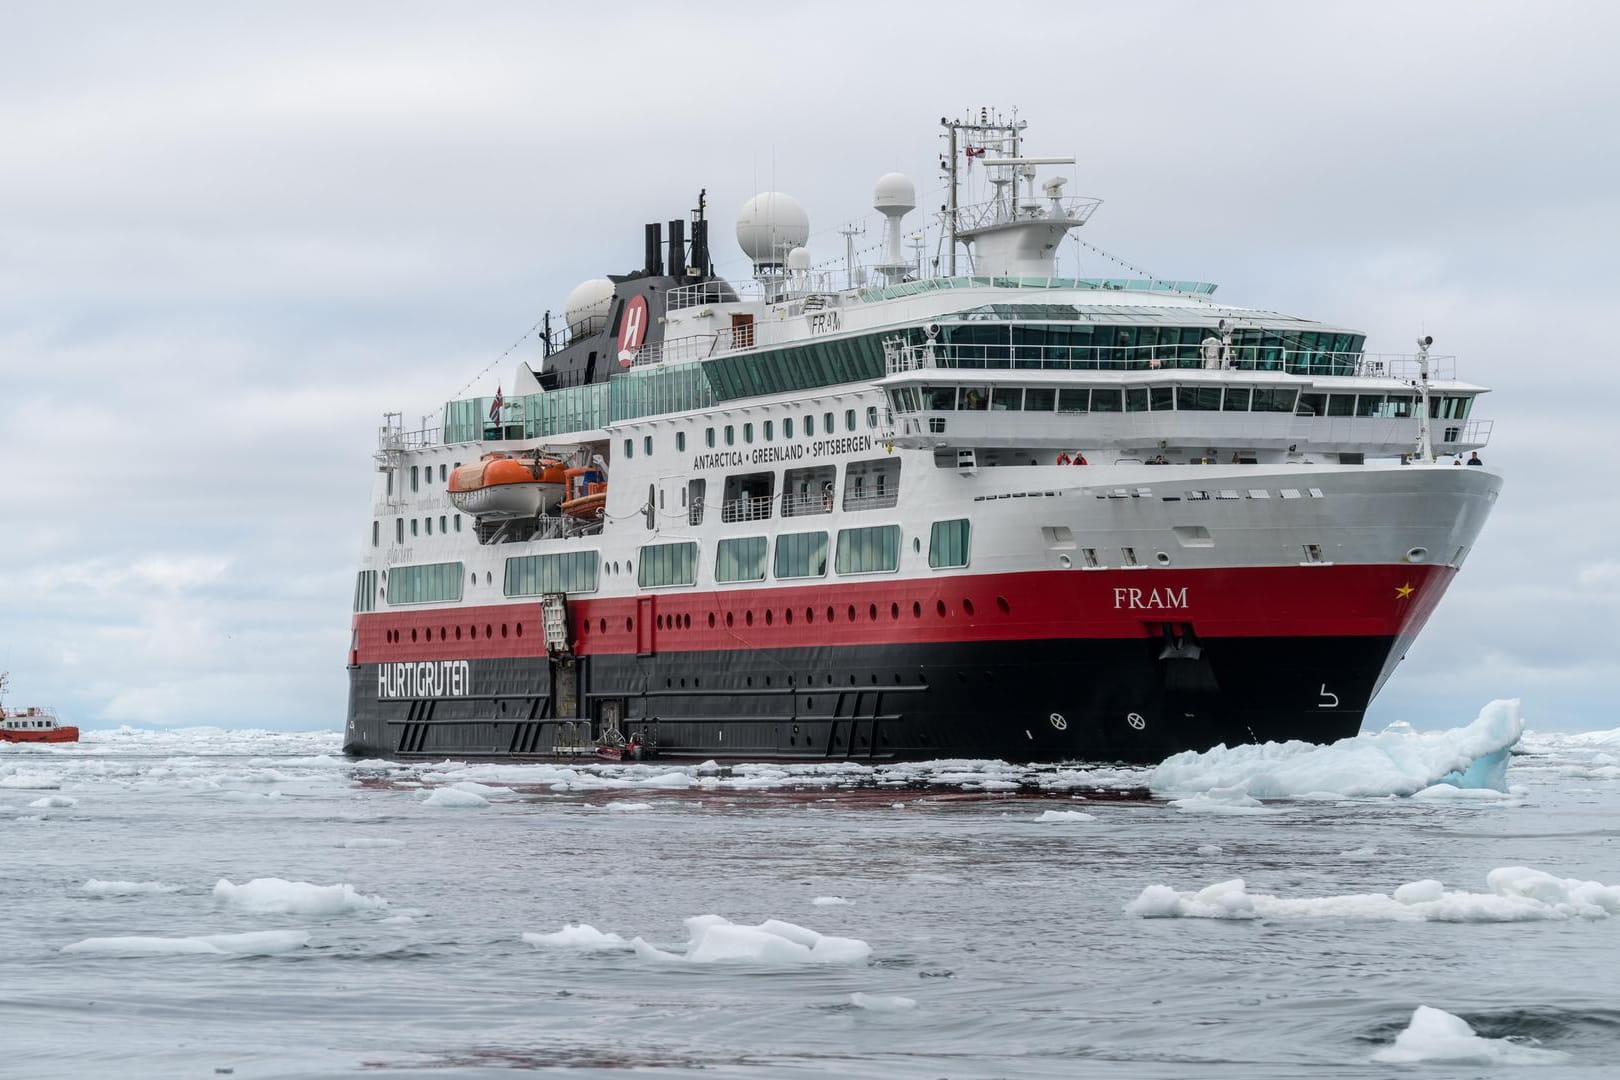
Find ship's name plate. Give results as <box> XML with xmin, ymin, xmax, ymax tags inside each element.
<box><xmin>377</xmin><ymin>660</ymin><xmax>471</xmax><ymax>700</ymax></box>
<box><xmin>691</xmin><ymin>434</ymin><xmax>873</xmax><ymax>471</ymax></box>
<box><xmin>1113</xmin><ymin>586</ymin><xmax>1188</xmax><ymax>610</ymax></box>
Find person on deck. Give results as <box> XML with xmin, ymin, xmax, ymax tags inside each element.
<box><xmin>1056</xmin><ymin>451</ymin><xmax>1071</xmax><ymax>465</ymax></box>
<box><xmin>1467</xmin><ymin>452</ymin><xmax>1483</xmax><ymax>466</ymax></box>
<box><xmin>1072</xmin><ymin>452</ymin><xmax>1087</xmax><ymax>465</ymax></box>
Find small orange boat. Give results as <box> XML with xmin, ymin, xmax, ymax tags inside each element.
<box><xmin>0</xmin><ymin>674</ymin><xmax>77</xmax><ymax>744</ymax></box>
<box><xmin>560</xmin><ymin>467</ymin><xmax>607</xmax><ymax>519</ymax></box>
<box><xmin>448</xmin><ymin>453</ymin><xmax>567</xmax><ymax>518</ymax></box>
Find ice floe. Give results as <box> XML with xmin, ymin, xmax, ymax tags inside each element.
<box><xmin>523</xmin><ymin>924</ymin><xmax>631</xmax><ymax>951</ymax></box>
<box><xmin>213</xmin><ymin>877</ymin><xmax>388</xmax><ymax>915</ymax></box>
<box><xmin>811</xmin><ymin>896</ymin><xmax>853</xmax><ymax>906</ymax></box>
<box><xmin>420</xmin><ymin>787</ymin><xmax>489</xmax><ymax>809</ymax></box>
<box><xmin>850</xmin><ymin>992</ymin><xmax>917</xmax><ymax>1011</ymax></box>
<box><xmin>342</xmin><ymin>837</ymin><xmax>405</xmax><ymax>848</ymax></box>
<box><xmin>1167</xmin><ymin>787</ymin><xmax>1279</xmax><ymax>815</ymax></box>
<box><xmin>28</xmin><ymin>795</ymin><xmax>77</xmax><ymax>809</ymax></box>
<box><xmin>1150</xmin><ymin>699</ymin><xmax>1523</xmax><ymax>799</ymax></box>
<box><xmin>84</xmin><ymin>879</ymin><xmax>182</xmax><ymax>896</ymax></box>
<box><xmin>1127</xmin><ymin>866</ymin><xmax>1620</xmax><ymax>922</ymax></box>
<box><xmin>1035</xmin><ymin>809</ymin><xmax>1096</xmax><ymax>822</ymax></box>
<box><xmin>604</xmin><ymin>801</ymin><xmax>654</xmax><ymax>812</ymax></box>
<box><xmin>61</xmin><ymin>930</ymin><xmax>310</xmax><ymax>957</ymax></box>
<box><xmin>1372</xmin><ymin>1006</ymin><xmax>1568</xmax><ymax>1064</ymax></box>
<box><xmin>630</xmin><ymin>915</ymin><xmax>871</xmax><ymax>965</ymax></box>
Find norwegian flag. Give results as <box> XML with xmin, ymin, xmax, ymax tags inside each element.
<box><xmin>488</xmin><ymin>386</ymin><xmax>504</xmax><ymax>421</ymax></box>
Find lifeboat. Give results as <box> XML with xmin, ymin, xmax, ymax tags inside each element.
<box><xmin>447</xmin><ymin>453</ymin><xmax>567</xmax><ymax>518</ymax></box>
<box><xmin>560</xmin><ymin>467</ymin><xmax>607</xmax><ymax>520</ymax></box>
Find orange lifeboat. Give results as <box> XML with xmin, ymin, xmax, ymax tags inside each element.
<box><xmin>447</xmin><ymin>453</ymin><xmax>567</xmax><ymax>518</ymax></box>
<box><xmin>560</xmin><ymin>466</ymin><xmax>607</xmax><ymax>519</ymax></box>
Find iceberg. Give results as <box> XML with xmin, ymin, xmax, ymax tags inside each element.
<box><xmin>523</xmin><ymin>924</ymin><xmax>630</xmax><ymax>950</ymax></box>
<box><xmin>1373</xmin><ymin>1006</ymin><xmax>1567</xmax><ymax>1064</ymax></box>
<box><xmin>1149</xmin><ymin>699</ymin><xmax>1523</xmax><ymax>799</ymax></box>
<box><xmin>213</xmin><ymin>877</ymin><xmax>388</xmax><ymax>915</ymax></box>
<box><xmin>630</xmin><ymin>915</ymin><xmax>871</xmax><ymax>966</ymax></box>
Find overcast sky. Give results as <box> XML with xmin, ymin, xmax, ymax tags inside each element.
<box><xmin>3</xmin><ymin>1</ymin><xmax>1618</xmax><ymax>733</ymax></box>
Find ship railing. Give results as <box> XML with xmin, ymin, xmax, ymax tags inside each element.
<box><xmin>377</xmin><ymin>413</ymin><xmax>440</xmax><ymax>451</ymax></box>
<box><xmin>720</xmin><ymin>495</ymin><xmax>774</xmax><ymax>523</ymax></box>
<box><xmin>781</xmin><ymin>491</ymin><xmax>832</xmax><ymax>517</ymax></box>
<box><xmin>882</xmin><ymin>342</ymin><xmax>1459</xmax><ymax>380</ymax></box>
<box><xmin>1435</xmin><ymin>418</ymin><xmax>1494</xmax><ymax>448</ymax></box>
<box><xmin>631</xmin><ymin>334</ymin><xmax>721</xmax><ymax>367</ymax></box>
<box><xmin>946</xmin><ymin>194</ymin><xmax>1102</xmax><ymax>235</ymax></box>
<box><xmin>841</xmin><ymin>491</ymin><xmax>899</xmax><ymax>512</ymax></box>
<box><xmin>667</xmin><ymin>280</ymin><xmax>757</xmax><ymax>311</ymax></box>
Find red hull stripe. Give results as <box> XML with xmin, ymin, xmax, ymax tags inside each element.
<box><xmin>352</xmin><ymin>564</ymin><xmax>1453</xmax><ymax>665</ymax></box>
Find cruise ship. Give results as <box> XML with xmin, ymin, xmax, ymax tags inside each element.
<box><xmin>344</xmin><ymin>111</ymin><xmax>1501</xmax><ymax>764</ymax></box>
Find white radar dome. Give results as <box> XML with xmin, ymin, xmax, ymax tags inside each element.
<box><xmin>786</xmin><ymin>246</ymin><xmax>811</xmax><ymax>271</ymax></box>
<box><xmin>563</xmin><ymin>277</ymin><xmax>615</xmax><ymax>334</ymax></box>
<box><xmin>736</xmin><ymin>192</ymin><xmax>809</xmax><ymax>266</ymax></box>
<box><xmin>873</xmin><ymin>172</ymin><xmax>916</xmax><ymax>213</ymax></box>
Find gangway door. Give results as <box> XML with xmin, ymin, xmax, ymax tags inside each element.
<box><xmin>541</xmin><ymin>594</ymin><xmax>571</xmax><ymax>656</ymax></box>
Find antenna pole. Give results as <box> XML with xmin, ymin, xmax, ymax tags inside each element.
<box><xmin>1416</xmin><ymin>336</ymin><xmax>1434</xmax><ymax>461</ymax></box>
<box><xmin>944</xmin><ymin>117</ymin><xmax>958</xmax><ymax>276</ymax></box>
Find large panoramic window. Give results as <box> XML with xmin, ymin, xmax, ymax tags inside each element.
<box><xmin>503</xmin><ymin>551</ymin><xmax>599</xmax><ymax>596</ymax></box>
<box><xmin>836</xmin><ymin>525</ymin><xmax>902</xmax><ymax>575</ymax></box>
<box><xmin>638</xmin><ymin>542</ymin><xmax>698</xmax><ymax>588</ymax></box>
<box><xmin>774</xmin><ymin>531</ymin><xmax>829</xmax><ymax>579</ymax></box>
<box><xmin>386</xmin><ymin>562</ymin><xmax>464</xmax><ymax>605</ymax></box>
<box><xmin>715</xmin><ymin>537</ymin><xmax>768</xmax><ymax>583</ymax></box>
<box><xmin>928</xmin><ymin>520</ymin><xmax>971</xmax><ymax>569</ymax></box>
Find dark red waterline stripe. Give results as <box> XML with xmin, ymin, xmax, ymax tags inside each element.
<box><xmin>350</xmin><ymin>564</ymin><xmax>1454</xmax><ymax>665</ymax></box>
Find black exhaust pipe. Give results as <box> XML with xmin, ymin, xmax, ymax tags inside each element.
<box><xmin>690</xmin><ymin>218</ymin><xmax>709</xmax><ymax>281</ymax></box>
<box><xmin>644</xmin><ymin>223</ymin><xmax>662</xmax><ymax>277</ymax></box>
<box><xmin>668</xmin><ymin>218</ymin><xmax>685</xmax><ymax>280</ymax></box>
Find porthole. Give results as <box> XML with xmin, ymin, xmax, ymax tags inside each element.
<box><xmin>726</xmin><ymin>612</ymin><xmax>734</xmax><ymax>628</ymax></box>
<box><xmin>469</xmin><ymin>625</ymin><xmax>476</xmax><ymax>638</ymax></box>
<box><xmin>891</xmin><ymin>602</ymin><xmax>899</xmax><ymax>620</ymax></box>
<box><xmin>440</xmin><ymin>627</ymin><xmax>447</xmax><ymax>641</ymax></box>
<box><xmin>805</xmin><ymin>607</ymin><xmax>814</xmax><ymax>623</ymax></box>
<box><xmin>765</xmin><ymin>609</ymin><xmax>773</xmax><ymax>626</ymax></box>
<box><xmin>936</xmin><ymin>599</ymin><xmax>947</xmax><ymax>617</ymax></box>
<box><xmin>996</xmin><ymin>596</ymin><xmax>1011</xmax><ymax>614</ymax></box>
<box><xmin>913</xmin><ymin>537</ymin><xmax>921</xmax><ymax>553</ymax></box>
<box><xmin>962</xmin><ymin>598</ymin><xmax>975</xmax><ymax>616</ymax></box>
<box><xmin>848</xmin><ymin>605</ymin><xmax>856</xmax><ymax>622</ymax></box>
<box><xmin>455</xmin><ymin>626</ymin><xmax>462</xmax><ymax>640</ymax></box>
<box><xmin>1406</xmin><ymin>546</ymin><xmax>1429</xmax><ymax>563</ymax></box>
<box><xmin>869</xmin><ymin>603</ymin><xmax>878</xmax><ymax>621</ymax></box>
<box><xmin>599</xmin><ymin>618</ymin><xmax>607</xmax><ymax>633</ymax></box>
<box><xmin>486</xmin><ymin>572</ymin><xmax>492</xmax><ymax>585</ymax></box>
<box><xmin>684</xmin><ymin>613</ymin><xmax>692</xmax><ymax>629</ymax></box>
<box><xmin>827</xmin><ymin>606</ymin><xmax>836</xmax><ymax>622</ymax></box>
<box><xmin>656</xmin><ymin>615</ymin><xmax>664</xmax><ymax>629</ymax></box>
<box><xmin>1059</xmin><ymin>554</ymin><xmax>1072</xmax><ymax>568</ymax></box>
<box><xmin>708</xmin><ymin>612</ymin><xmax>716</xmax><ymax>628</ymax></box>
<box><xmin>485</xmin><ymin>624</ymin><xmax>493</xmax><ymax>638</ymax></box>
<box><xmin>764</xmin><ymin>676</ymin><xmax>772</xmax><ymax>687</ymax></box>
<box><xmin>1156</xmin><ymin>552</ymin><xmax>1171</xmax><ymax>566</ymax></box>
<box><xmin>745</xmin><ymin>610</ymin><xmax>754</xmax><ymax>626</ymax></box>
<box><xmin>784</xmin><ymin>608</ymin><xmax>793</xmax><ymax>625</ymax></box>
<box><xmin>625</xmin><ymin>617</ymin><xmax>633</xmax><ymax>632</ymax></box>
<box><xmin>501</xmin><ymin>624</ymin><xmax>508</xmax><ymax>638</ymax></box>
<box><xmin>516</xmin><ymin>623</ymin><xmax>523</xmax><ymax>637</ymax></box>
<box><xmin>912</xmin><ymin>601</ymin><xmax>922</xmax><ymax>618</ymax></box>
<box><xmin>411</xmin><ymin>629</ymin><xmax>417</xmax><ymax>642</ymax></box>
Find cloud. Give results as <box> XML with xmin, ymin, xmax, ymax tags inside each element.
<box><xmin>3</xmin><ymin>1</ymin><xmax>1619</xmax><ymax>730</ymax></box>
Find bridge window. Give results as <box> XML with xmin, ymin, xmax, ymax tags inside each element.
<box><xmin>836</xmin><ymin>524</ymin><xmax>902</xmax><ymax>575</ymax></box>
<box><xmin>1432</xmin><ymin>395</ymin><xmax>1473</xmax><ymax>420</ymax></box>
<box><xmin>1125</xmin><ymin>388</ymin><xmax>1149</xmax><ymax>412</ymax></box>
<box><xmin>928</xmin><ymin>519</ymin><xmax>971</xmax><ymax>568</ymax></box>
<box><xmin>716</xmin><ymin>537</ymin><xmax>768</xmax><ymax>583</ymax></box>
<box><xmin>991</xmin><ymin>387</ymin><xmax>1023</xmax><ymax>411</ymax></box>
<box><xmin>1223</xmin><ymin>387</ymin><xmax>1251</xmax><ymax>411</ymax></box>
<box><xmin>1150</xmin><ymin>387</ymin><xmax>1175</xmax><ymax>411</ymax></box>
<box><xmin>637</xmin><ymin>542</ymin><xmax>698</xmax><ymax>588</ymax></box>
<box><xmin>1091</xmin><ymin>388</ymin><xmax>1123</xmax><ymax>412</ymax></box>
<box><xmin>775</xmin><ymin>531</ymin><xmax>829</xmax><ymax>579</ymax></box>
<box><xmin>1354</xmin><ymin>394</ymin><xmax>1384</xmax><ymax>417</ymax></box>
<box><xmin>1327</xmin><ymin>394</ymin><xmax>1355</xmax><ymax>417</ymax></box>
<box><xmin>504</xmin><ymin>551</ymin><xmax>600</xmax><ymax>595</ymax></box>
<box><xmin>1024</xmin><ymin>387</ymin><xmax>1056</xmax><ymax>411</ymax></box>
<box><xmin>1177</xmin><ymin>387</ymin><xmax>1221</xmax><ymax>411</ymax></box>
<box><xmin>386</xmin><ymin>562</ymin><xmax>464</xmax><ymax>604</ymax></box>
<box><xmin>926</xmin><ymin>386</ymin><xmax>956</xmax><ymax>411</ymax></box>
<box><xmin>1297</xmin><ymin>392</ymin><xmax>1324</xmax><ymax>416</ymax></box>
<box><xmin>1251</xmin><ymin>388</ymin><xmax>1297</xmax><ymax>412</ymax></box>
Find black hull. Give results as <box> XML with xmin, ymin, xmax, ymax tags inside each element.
<box><xmin>344</xmin><ymin>636</ymin><xmax>1390</xmax><ymax>765</ymax></box>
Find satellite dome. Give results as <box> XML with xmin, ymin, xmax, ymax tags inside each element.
<box><xmin>786</xmin><ymin>246</ymin><xmax>811</xmax><ymax>271</ymax></box>
<box><xmin>563</xmin><ymin>278</ymin><xmax>615</xmax><ymax>335</ymax></box>
<box><xmin>873</xmin><ymin>172</ymin><xmax>916</xmax><ymax>214</ymax></box>
<box><xmin>736</xmin><ymin>192</ymin><xmax>809</xmax><ymax>266</ymax></box>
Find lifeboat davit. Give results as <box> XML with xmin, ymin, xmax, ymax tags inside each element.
<box><xmin>448</xmin><ymin>454</ymin><xmax>567</xmax><ymax>518</ymax></box>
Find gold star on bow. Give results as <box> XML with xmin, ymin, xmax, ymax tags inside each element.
<box><xmin>1395</xmin><ymin>582</ymin><xmax>1415</xmax><ymax>599</ymax></box>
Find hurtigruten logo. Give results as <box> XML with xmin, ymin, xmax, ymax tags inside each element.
<box><xmin>377</xmin><ymin>660</ymin><xmax>471</xmax><ymax>699</ymax></box>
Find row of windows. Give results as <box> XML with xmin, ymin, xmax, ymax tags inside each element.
<box><xmin>623</xmin><ymin>406</ymin><xmax>885</xmax><ymax>459</ymax></box>
<box><xmin>896</xmin><ymin>384</ymin><xmax>1301</xmax><ymax>415</ymax></box>
<box><xmin>378</xmin><ymin>514</ymin><xmax>465</xmax><ymax>546</ymax></box>
<box><xmin>938</xmin><ymin>323</ymin><xmax>1367</xmax><ymax>375</ymax></box>
<box><xmin>640</xmin><ymin>521</ymin><xmax>971</xmax><ymax>589</ymax></box>
<box><xmin>503</xmin><ymin>551</ymin><xmax>600</xmax><ymax>597</ymax></box>
<box><xmin>386</xmin><ymin>562</ymin><xmax>465</xmax><ymax>605</ymax></box>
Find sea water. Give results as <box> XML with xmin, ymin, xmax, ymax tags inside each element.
<box><xmin>3</xmin><ymin>701</ymin><xmax>1618</xmax><ymax>1078</ymax></box>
